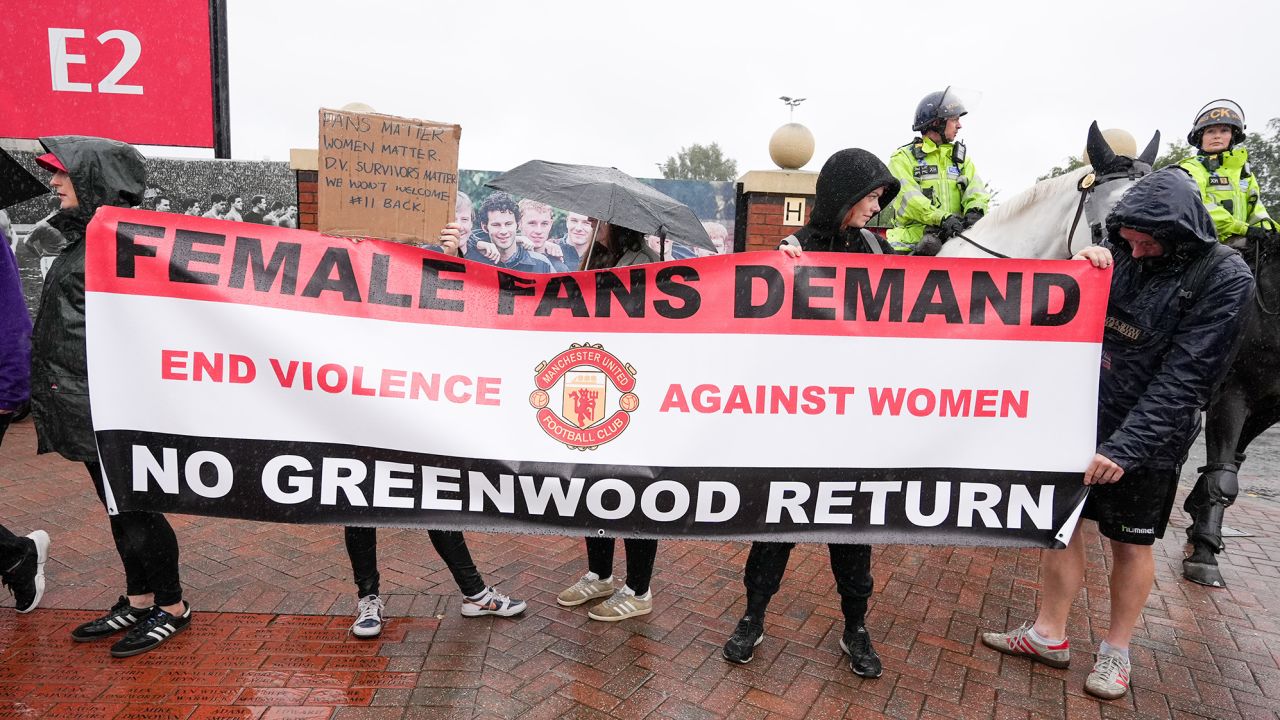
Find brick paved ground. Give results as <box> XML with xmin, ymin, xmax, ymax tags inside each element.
<box><xmin>2</xmin><ymin>419</ymin><xmax>1278</xmax><ymax>720</ymax></box>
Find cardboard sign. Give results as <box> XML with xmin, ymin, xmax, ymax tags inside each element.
<box><xmin>317</xmin><ymin>108</ymin><xmax>461</xmax><ymax>244</ymax></box>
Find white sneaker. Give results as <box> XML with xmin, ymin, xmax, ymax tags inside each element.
<box><xmin>556</xmin><ymin>574</ymin><xmax>615</xmax><ymax>607</ymax></box>
<box><xmin>1085</xmin><ymin>647</ymin><xmax>1131</xmax><ymax>700</ymax></box>
<box><xmin>18</xmin><ymin>530</ymin><xmax>50</xmax><ymax>614</ymax></box>
<box><xmin>461</xmin><ymin>587</ymin><xmax>526</xmax><ymax>617</ymax></box>
<box><xmin>350</xmin><ymin>594</ymin><xmax>385</xmax><ymax>638</ymax></box>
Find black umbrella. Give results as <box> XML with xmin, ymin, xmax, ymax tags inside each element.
<box><xmin>485</xmin><ymin>160</ymin><xmax>715</xmax><ymax>252</ymax></box>
<box><xmin>0</xmin><ymin>145</ymin><xmax>50</xmax><ymax>210</ymax></box>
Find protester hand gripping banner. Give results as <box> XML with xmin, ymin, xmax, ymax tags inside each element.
<box><xmin>85</xmin><ymin>208</ymin><xmax>1108</xmax><ymax>547</ymax></box>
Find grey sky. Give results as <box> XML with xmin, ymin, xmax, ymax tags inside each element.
<box><xmin>194</xmin><ymin>0</ymin><xmax>1280</xmax><ymax>199</ymax></box>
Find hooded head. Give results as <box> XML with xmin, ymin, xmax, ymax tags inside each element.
<box><xmin>37</xmin><ymin>135</ymin><xmax>146</xmax><ymax>224</ymax></box>
<box><xmin>808</xmin><ymin>148</ymin><xmax>900</xmax><ymax>236</ymax></box>
<box><xmin>1105</xmin><ymin>167</ymin><xmax>1217</xmax><ymax>267</ymax></box>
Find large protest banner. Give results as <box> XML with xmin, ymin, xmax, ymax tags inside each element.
<box><xmin>85</xmin><ymin>208</ymin><xmax>1107</xmax><ymax>547</ymax></box>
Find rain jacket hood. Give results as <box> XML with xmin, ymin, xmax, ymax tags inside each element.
<box><xmin>792</xmin><ymin>149</ymin><xmax>899</xmax><ymax>253</ymax></box>
<box><xmin>809</xmin><ymin>149</ymin><xmax>899</xmax><ymax>235</ymax></box>
<box><xmin>40</xmin><ymin>135</ymin><xmax>146</xmax><ymax>237</ymax></box>
<box><xmin>1105</xmin><ymin>167</ymin><xmax>1216</xmax><ymax>264</ymax></box>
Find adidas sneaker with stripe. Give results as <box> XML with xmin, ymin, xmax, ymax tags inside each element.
<box><xmin>109</xmin><ymin>601</ymin><xmax>192</xmax><ymax>657</ymax></box>
<box><xmin>587</xmin><ymin>586</ymin><xmax>652</xmax><ymax>621</ymax></box>
<box><xmin>71</xmin><ymin>596</ymin><xmax>154</xmax><ymax>641</ymax></box>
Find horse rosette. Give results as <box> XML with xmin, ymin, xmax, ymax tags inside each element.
<box><xmin>529</xmin><ymin>343</ymin><xmax>638</xmax><ymax>450</ymax></box>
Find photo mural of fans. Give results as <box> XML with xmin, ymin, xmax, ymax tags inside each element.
<box><xmin>458</xmin><ymin>169</ymin><xmax>736</xmax><ymax>263</ymax></box>
<box><xmin>5</xmin><ymin>152</ymin><xmax>735</xmax><ymax>317</ymax></box>
<box><xmin>4</xmin><ymin>151</ymin><xmax>297</xmax><ymax>319</ymax></box>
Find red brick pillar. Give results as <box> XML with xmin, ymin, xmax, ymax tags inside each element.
<box><xmin>296</xmin><ymin>170</ymin><xmax>317</xmax><ymax>231</ymax></box>
<box><xmin>734</xmin><ymin>170</ymin><xmax>817</xmax><ymax>253</ymax></box>
<box><xmin>290</xmin><ymin>149</ymin><xmax>319</xmax><ymax>231</ymax></box>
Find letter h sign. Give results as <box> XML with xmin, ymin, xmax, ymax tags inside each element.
<box><xmin>783</xmin><ymin>197</ymin><xmax>807</xmax><ymax>227</ymax></box>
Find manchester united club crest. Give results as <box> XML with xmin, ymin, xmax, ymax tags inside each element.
<box><xmin>529</xmin><ymin>343</ymin><xmax>639</xmax><ymax>450</ymax></box>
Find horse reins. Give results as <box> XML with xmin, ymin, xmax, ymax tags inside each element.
<box><xmin>951</xmin><ymin>231</ymin><xmax>1010</xmax><ymax>259</ymax></box>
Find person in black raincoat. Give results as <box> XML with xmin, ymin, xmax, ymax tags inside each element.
<box><xmin>983</xmin><ymin>168</ymin><xmax>1253</xmax><ymax>701</ymax></box>
<box><xmin>28</xmin><ymin>136</ymin><xmax>194</xmax><ymax>657</ymax></box>
<box><xmin>721</xmin><ymin>149</ymin><xmax>899</xmax><ymax>676</ymax></box>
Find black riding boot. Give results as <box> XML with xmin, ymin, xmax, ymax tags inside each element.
<box><xmin>1183</xmin><ymin>454</ymin><xmax>1243</xmax><ymax>588</ymax></box>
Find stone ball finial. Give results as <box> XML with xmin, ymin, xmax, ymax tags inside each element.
<box><xmin>341</xmin><ymin>102</ymin><xmax>377</xmax><ymax>114</ymax></box>
<box><xmin>1083</xmin><ymin>128</ymin><xmax>1137</xmax><ymax>163</ymax></box>
<box><xmin>769</xmin><ymin>123</ymin><xmax>815</xmax><ymax>170</ymax></box>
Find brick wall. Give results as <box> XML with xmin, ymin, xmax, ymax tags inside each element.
<box><xmin>296</xmin><ymin>170</ymin><xmax>317</xmax><ymax>231</ymax></box>
<box><xmin>744</xmin><ymin>192</ymin><xmax>812</xmax><ymax>252</ymax></box>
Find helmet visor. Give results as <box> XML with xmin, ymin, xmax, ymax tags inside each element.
<box><xmin>1194</xmin><ymin>99</ymin><xmax>1245</xmax><ymax>129</ymax></box>
<box><xmin>937</xmin><ymin>86</ymin><xmax>982</xmax><ymax>118</ymax></box>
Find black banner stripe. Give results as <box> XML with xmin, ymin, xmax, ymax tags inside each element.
<box><xmin>98</xmin><ymin>430</ymin><xmax>1088</xmax><ymax>548</ymax></box>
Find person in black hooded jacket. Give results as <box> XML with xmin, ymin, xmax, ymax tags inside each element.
<box><xmin>28</xmin><ymin>136</ymin><xmax>193</xmax><ymax>658</ymax></box>
<box><xmin>982</xmin><ymin>168</ymin><xmax>1253</xmax><ymax>701</ymax></box>
<box><xmin>721</xmin><ymin>149</ymin><xmax>899</xmax><ymax>676</ymax></box>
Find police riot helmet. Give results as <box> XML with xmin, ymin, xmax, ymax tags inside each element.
<box><xmin>912</xmin><ymin>87</ymin><xmax>967</xmax><ymax>133</ymax></box>
<box><xmin>1187</xmin><ymin>99</ymin><xmax>1246</xmax><ymax>148</ymax></box>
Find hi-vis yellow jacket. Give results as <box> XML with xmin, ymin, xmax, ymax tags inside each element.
<box><xmin>887</xmin><ymin>137</ymin><xmax>990</xmax><ymax>252</ymax></box>
<box><xmin>1179</xmin><ymin>148</ymin><xmax>1274</xmax><ymax>241</ymax></box>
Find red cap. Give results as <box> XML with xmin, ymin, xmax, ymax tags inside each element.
<box><xmin>35</xmin><ymin>152</ymin><xmax>67</xmax><ymax>173</ymax></box>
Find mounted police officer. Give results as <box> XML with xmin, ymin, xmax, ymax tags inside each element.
<box><xmin>887</xmin><ymin>88</ymin><xmax>991</xmax><ymax>255</ymax></box>
<box><xmin>1178</xmin><ymin>99</ymin><xmax>1276</xmax><ymax>247</ymax></box>
<box><xmin>1178</xmin><ymin>99</ymin><xmax>1277</xmax><ymax>588</ymax></box>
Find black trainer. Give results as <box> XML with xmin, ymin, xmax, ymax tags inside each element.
<box><xmin>2</xmin><ymin>530</ymin><xmax>49</xmax><ymax>613</ymax></box>
<box><xmin>71</xmin><ymin>596</ymin><xmax>153</xmax><ymax>641</ymax></box>
<box><xmin>722</xmin><ymin>616</ymin><xmax>765</xmax><ymax>664</ymax></box>
<box><xmin>840</xmin><ymin>625</ymin><xmax>883</xmax><ymax>678</ymax></box>
<box><xmin>110</xmin><ymin>601</ymin><xmax>192</xmax><ymax>657</ymax></box>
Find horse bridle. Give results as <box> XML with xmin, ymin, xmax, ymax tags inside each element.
<box><xmin>954</xmin><ymin>166</ymin><xmax>1150</xmax><ymax>260</ymax></box>
<box><xmin>1063</xmin><ymin>168</ymin><xmax>1147</xmax><ymax>258</ymax></box>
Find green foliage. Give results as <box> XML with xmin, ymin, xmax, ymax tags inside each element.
<box><xmin>1037</xmin><ymin>156</ymin><xmax>1088</xmax><ymax>182</ymax></box>
<box><xmin>1152</xmin><ymin>140</ymin><xmax>1194</xmax><ymax>169</ymax></box>
<box><xmin>1246</xmin><ymin>119</ymin><xmax>1280</xmax><ymax>211</ymax></box>
<box><xmin>660</xmin><ymin>143</ymin><xmax>738</xmax><ymax>182</ymax></box>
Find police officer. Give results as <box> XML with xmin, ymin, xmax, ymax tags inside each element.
<box><xmin>1178</xmin><ymin>99</ymin><xmax>1275</xmax><ymax>589</ymax></box>
<box><xmin>1178</xmin><ymin>99</ymin><xmax>1276</xmax><ymax>246</ymax></box>
<box><xmin>887</xmin><ymin>88</ymin><xmax>991</xmax><ymax>255</ymax></box>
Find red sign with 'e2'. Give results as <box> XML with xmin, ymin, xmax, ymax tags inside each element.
<box><xmin>0</xmin><ymin>1</ymin><xmax>214</xmax><ymax>148</ymax></box>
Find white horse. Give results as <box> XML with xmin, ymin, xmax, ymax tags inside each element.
<box><xmin>938</xmin><ymin>123</ymin><xmax>1160</xmax><ymax>259</ymax></box>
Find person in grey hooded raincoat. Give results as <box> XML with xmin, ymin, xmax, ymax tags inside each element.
<box><xmin>29</xmin><ymin>136</ymin><xmax>193</xmax><ymax>658</ymax></box>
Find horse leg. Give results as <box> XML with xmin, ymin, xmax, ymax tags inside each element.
<box><xmin>1183</xmin><ymin>384</ymin><xmax>1248</xmax><ymax>588</ymax></box>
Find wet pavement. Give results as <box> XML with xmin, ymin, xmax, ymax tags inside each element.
<box><xmin>1</xmin><ymin>419</ymin><xmax>1278</xmax><ymax>719</ymax></box>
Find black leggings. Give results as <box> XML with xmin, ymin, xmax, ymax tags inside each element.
<box><xmin>0</xmin><ymin>417</ymin><xmax>30</xmax><ymax>573</ymax></box>
<box><xmin>0</xmin><ymin>524</ymin><xmax>32</xmax><ymax>575</ymax></box>
<box><xmin>344</xmin><ymin>526</ymin><xmax>486</xmax><ymax>598</ymax></box>
<box><xmin>585</xmin><ymin>537</ymin><xmax>657</xmax><ymax>595</ymax></box>
<box><xmin>87</xmin><ymin>462</ymin><xmax>184</xmax><ymax>606</ymax></box>
<box><xmin>743</xmin><ymin>542</ymin><xmax>873</xmax><ymax>630</ymax></box>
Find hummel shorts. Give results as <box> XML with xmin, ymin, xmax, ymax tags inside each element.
<box><xmin>1081</xmin><ymin>466</ymin><xmax>1180</xmax><ymax>546</ymax></box>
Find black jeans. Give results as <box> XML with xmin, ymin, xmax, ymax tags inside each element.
<box><xmin>743</xmin><ymin>541</ymin><xmax>873</xmax><ymax>630</ymax></box>
<box><xmin>86</xmin><ymin>462</ymin><xmax>184</xmax><ymax>606</ymax></box>
<box><xmin>585</xmin><ymin>537</ymin><xmax>657</xmax><ymax>595</ymax></box>
<box><xmin>344</xmin><ymin>526</ymin><xmax>486</xmax><ymax>598</ymax></box>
